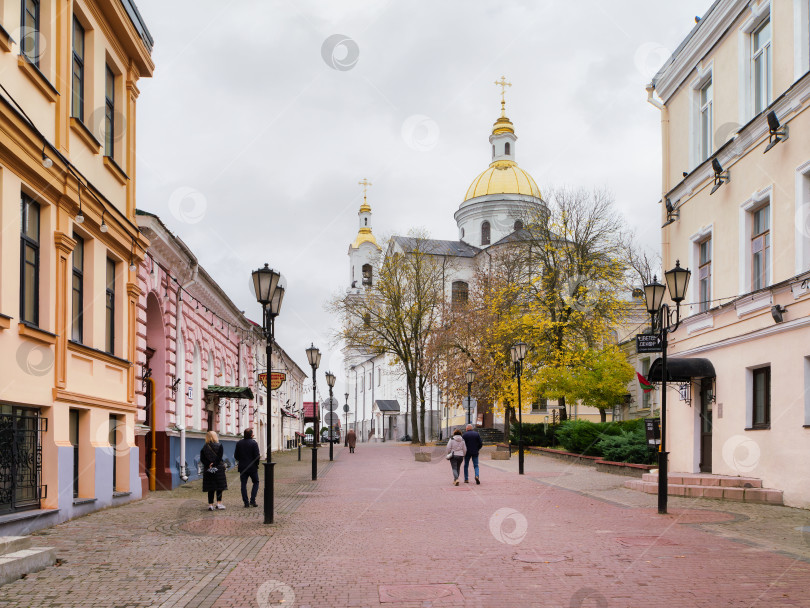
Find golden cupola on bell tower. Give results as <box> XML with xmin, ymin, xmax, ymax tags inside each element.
<box><xmin>348</xmin><ymin>178</ymin><xmax>381</xmax><ymax>291</ymax></box>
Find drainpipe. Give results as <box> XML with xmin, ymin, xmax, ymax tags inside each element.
<box><xmin>371</xmin><ymin>359</ymin><xmax>376</xmax><ymax>440</ymax></box>
<box><xmin>647</xmin><ymin>83</ymin><xmax>671</xmax><ymax>264</ymax></box>
<box><xmin>177</xmin><ymin>264</ymin><xmax>198</xmax><ymax>481</ymax></box>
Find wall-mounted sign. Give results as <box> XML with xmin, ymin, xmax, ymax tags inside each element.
<box><xmin>644</xmin><ymin>417</ymin><xmax>661</xmax><ymax>448</ymax></box>
<box><xmin>187</xmin><ymin>386</ymin><xmax>193</xmax><ymax>400</ymax></box>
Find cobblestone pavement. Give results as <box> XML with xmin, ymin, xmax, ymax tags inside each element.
<box><xmin>2</xmin><ymin>443</ymin><xmax>810</xmax><ymax>607</ymax></box>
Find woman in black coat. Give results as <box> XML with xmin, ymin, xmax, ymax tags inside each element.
<box><xmin>201</xmin><ymin>431</ymin><xmax>228</xmax><ymax>510</ymax></box>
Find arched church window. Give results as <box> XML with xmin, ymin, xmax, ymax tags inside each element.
<box><xmin>505</xmin><ymin>142</ymin><xmax>511</xmax><ymax>155</ymax></box>
<box><xmin>364</xmin><ymin>218</ymin><xmax>368</xmax><ymax>226</ymax></box>
<box><xmin>492</xmin><ymin>144</ymin><xmax>495</xmax><ymax>158</ymax></box>
<box><xmin>451</xmin><ymin>281</ymin><xmax>469</xmax><ymax>307</ymax></box>
<box><xmin>514</xmin><ymin>220</ymin><xmax>523</xmax><ymax>231</ymax></box>
<box><xmin>362</xmin><ymin>264</ymin><xmax>372</xmax><ymax>286</ymax></box>
<box><xmin>481</xmin><ymin>221</ymin><xmax>490</xmax><ymax>246</ymax></box>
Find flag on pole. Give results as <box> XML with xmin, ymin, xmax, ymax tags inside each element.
<box><xmin>637</xmin><ymin>372</ymin><xmax>654</xmax><ymax>393</ymax></box>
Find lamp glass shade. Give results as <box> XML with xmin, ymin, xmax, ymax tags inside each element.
<box><xmin>252</xmin><ymin>263</ymin><xmax>281</xmax><ymax>306</ymax></box>
<box><xmin>465</xmin><ymin>369</ymin><xmax>475</xmax><ymax>385</ymax></box>
<box><xmin>514</xmin><ymin>341</ymin><xmax>528</xmax><ymax>361</ymax></box>
<box><xmin>665</xmin><ymin>260</ymin><xmax>691</xmax><ymax>303</ymax></box>
<box><xmin>510</xmin><ymin>345</ymin><xmax>518</xmax><ymax>363</ymax></box>
<box><xmin>306</xmin><ymin>343</ymin><xmax>320</xmax><ymax>367</ymax></box>
<box><xmin>325</xmin><ymin>371</ymin><xmax>336</xmax><ymax>387</ymax></box>
<box><xmin>643</xmin><ymin>276</ymin><xmax>666</xmax><ymax>314</ymax></box>
<box><xmin>268</xmin><ymin>284</ymin><xmax>285</xmax><ymax>316</ymax></box>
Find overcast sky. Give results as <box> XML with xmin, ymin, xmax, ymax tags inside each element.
<box><xmin>134</xmin><ymin>0</ymin><xmax>710</xmax><ymax>395</ymax></box>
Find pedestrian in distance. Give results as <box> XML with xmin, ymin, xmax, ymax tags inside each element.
<box><xmin>234</xmin><ymin>428</ymin><xmax>261</xmax><ymax>508</ymax></box>
<box><xmin>462</xmin><ymin>423</ymin><xmax>483</xmax><ymax>485</ymax></box>
<box><xmin>201</xmin><ymin>431</ymin><xmax>228</xmax><ymax>511</ymax></box>
<box><xmin>446</xmin><ymin>429</ymin><xmax>467</xmax><ymax>486</ymax></box>
<box><xmin>346</xmin><ymin>429</ymin><xmax>357</xmax><ymax>453</ymax></box>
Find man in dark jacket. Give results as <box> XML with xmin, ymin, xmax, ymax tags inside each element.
<box><xmin>234</xmin><ymin>428</ymin><xmax>261</xmax><ymax>507</ymax></box>
<box><xmin>462</xmin><ymin>424</ymin><xmax>483</xmax><ymax>484</ymax></box>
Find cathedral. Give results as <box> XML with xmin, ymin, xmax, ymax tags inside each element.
<box><xmin>343</xmin><ymin>81</ymin><xmax>547</xmax><ymax>442</ymax></box>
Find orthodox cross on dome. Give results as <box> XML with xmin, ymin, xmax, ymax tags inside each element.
<box><xmin>358</xmin><ymin>178</ymin><xmax>373</xmax><ymax>203</ymax></box>
<box><xmin>494</xmin><ymin>75</ymin><xmax>512</xmax><ymax>116</ymax></box>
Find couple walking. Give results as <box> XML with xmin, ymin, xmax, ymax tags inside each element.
<box><xmin>200</xmin><ymin>429</ymin><xmax>262</xmax><ymax>510</ymax></box>
<box><xmin>446</xmin><ymin>424</ymin><xmax>483</xmax><ymax>486</ymax></box>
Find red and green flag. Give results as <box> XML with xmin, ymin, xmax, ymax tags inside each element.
<box><xmin>637</xmin><ymin>372</ymin><xmax>654</xmax><ymax>393</ymax></box>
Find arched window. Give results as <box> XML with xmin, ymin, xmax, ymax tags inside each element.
<box><xmin>505</xmin><ymin>142</ymin><xmax>511</xmax><ymax>155</ymax></box>
<box><xmin>481</xmin><ymin>221</ymin><xmax>490</xmax><ymax>246</ymax></box>
<box><xmin>362</xmin><ymin>264</ymin><xmax>372</xmax><ymax>286</ymax></box>
<box><xmin>514</xmin><ymin>220</ymin><xmax>523</xmax><ymax>231</ymax></box>
<box><xmin>492</xmin><ymin>144</ymin><xmax>495</xmax><ymax>158</ymax></box>
<box><xmin>451</xmin><ymin>281</ymin><xmax>469</xmax><ymax>307</ymax></box>
<box><xmin>193</xmin><ymin>343</ymin><xmax>201</xmax><ymax>430</ymax></box>
<box><xmin>364</xmin><ymin>218</ymin><xmax>368</xmax><ymax>226</ymax></box>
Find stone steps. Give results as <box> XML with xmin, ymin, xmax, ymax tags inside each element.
<box><xmin>477</xmin><ymin>428</ymin><xmax>504</xmax><ymax>444</ymax></box>
<box><xmin>0</xmin><ymin>536</ymin><xmax>56</xmax><ymax>586</ymax></box>
<box><xmin>624</xmin><ymin>473</ymin><xmax>783</xmax><ymax>505</ymax></box>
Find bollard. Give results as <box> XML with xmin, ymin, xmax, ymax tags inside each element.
<box><xmin>298</xmin><ymin>443</ymin><xmax>301</xmax><ymax>461</ymax></box>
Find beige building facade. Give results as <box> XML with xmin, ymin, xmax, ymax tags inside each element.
<box><xmin>648</xmin><ymin>0</ymin><xmax>810</xmax><ymax>507</ymax></box>
<box><xmin>0</xmin><ymin>0</ymin><xmax>153</xmax><ymax>532</ymax></box>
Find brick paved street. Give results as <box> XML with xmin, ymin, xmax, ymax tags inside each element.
<box><xmin>2</xmin><ymin>444</ymin><xmax>810</xmax><ymax>607</ymax></box>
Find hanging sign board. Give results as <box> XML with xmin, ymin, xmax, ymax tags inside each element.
<box><xmin>645</xmin><ymin>417</ymin><xmax>661</xmax><ymax>448</ymax></box>
<box><xmin>259</xmin><ymin>372</ymin><xmax>286</xmax><ymax>390</ymax></box>
<box><xmin>636</xmin><ymin>334</ymin><xmax>662</xmax><ymax>354</ymax></box>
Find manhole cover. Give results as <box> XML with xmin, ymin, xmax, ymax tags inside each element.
<box><xmin>617</xmin><ymin>536</ymin><xmax>678</xmax><ymax>547</ymax></box>
<box><xmin>180</xmin><ymin>517</ymin><xmax>273</xmax><ymax>536</ymax></box>
<box><xmin>513</xmin><ymin>552</ymin><xmax>570</xmax><ymax>563</ymax></box>
<box><xmin>379</xmin><ymin>584</ymin><xmax>463</xmax><ymax>602</ymax></box>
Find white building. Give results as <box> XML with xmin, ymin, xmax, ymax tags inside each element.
<box><xmin>343</xmin><ymin>92</ymin><xmax>548</xmax><ymax>441</ymax></box>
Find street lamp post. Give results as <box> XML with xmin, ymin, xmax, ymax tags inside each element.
<box><xmin>325</xmin><ymin>371</ymin><xmax>336</xmax><ymax>461</ymax></box>
<box><xmin>306</xmin><ymin>344</ymin><xmax>321</xmax><ymax>481</ymax></box>
<box><xmin>510</xmin><ymin>342</ymin><xmax>528</xmax><ymax>475</ymax></box>
<box><xmin>251</xmin><ymin>263</ymin><xmax>285</xmax><ymax>525</ymax></box>
<box><xmin>465</xmin><ymin>369</ymin><xmax>476</xmax><ymax>425</ymax></box>
<box><xmin>643</xmin><ymin>260</ymin><xmax>691</xmax><ymax>515</ymax></box>
<box><xmin>344</xmin><ymin>392</ymin><xmax>349</xmax><ymax>447</ymax></box>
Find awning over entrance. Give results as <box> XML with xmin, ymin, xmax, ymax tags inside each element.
<box><xmin>281</xmin><ymin>407</ymin><xmax>298</xmax><ymax>419</ymax></box>
<box><xmin>204</xmin><ymin>385</ymin><xmax>254</xmax><ymax>399</ymax></box>
<box><xmin>647</xmin><ymin>358</ymin><xmax>715</xmax><ymax>383</ymax></box>
<box><xmin>375</xmin><ymin>400</ymin><xmax>400</xmax><ymax>413</ymax></box>
<box><xmin>303</xmin><ymin>401</ymin><xmax>316</xmax><ymax>423</ymax></box>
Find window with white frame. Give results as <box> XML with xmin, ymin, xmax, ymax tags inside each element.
<box><xmin>752</xmin><ymin>18</ymin><xmax>772</xmax><ymax>115</ymax></box>
<box><xmin>698</xmin><ymin>237</ymin><xmax>712</xmax><ymax>312</ymax></box>
<box><xmin>796</xmin><ymin>161</ymin><xmax>810</xmax><ymax>274</ymax></box>
<box><xmin>699</xmin><ymin>79</ymin><xmax>713</xmax><ymax>162</ymax></box>
<box><xmin>752</xmin><ymin>204</ymin><xmax>770</xmax><ymax>291</ymax></box>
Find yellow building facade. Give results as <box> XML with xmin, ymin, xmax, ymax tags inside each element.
<box><xmin>648</xmin><ymin>0</ymin><xmax>810</xmax><ymax>506</ymax></box>
<box><xmin>0</xmin><ymin>0</ymin><xmax>153</xmax><ymax>532</ymax></box>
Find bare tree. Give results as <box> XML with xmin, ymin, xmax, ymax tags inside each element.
<box><xmin>330</xmin><ymin>231</ymin><xmax>447</xmax><ymax>444</ymax></box>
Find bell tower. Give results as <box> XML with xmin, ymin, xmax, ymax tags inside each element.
<box><xmin>348</xmin><ymin>178</ymin><xmax>381</xmax><ymax>291</ymax></box>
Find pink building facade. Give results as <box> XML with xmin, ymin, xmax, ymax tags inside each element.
<box><xmin>134</xmin><ymin>210</ymin><xmax>261</xmax><ymax>492</ymax></box>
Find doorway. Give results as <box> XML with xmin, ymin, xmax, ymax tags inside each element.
<box><xmin>699</xmin><ymin>377</ymin><xmax>713</xmax><ymax>473</ymax></box>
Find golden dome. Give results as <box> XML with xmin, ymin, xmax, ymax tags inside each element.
<box><xmin>492</xmin><ymin>114</ymin><xmax>514</xmax><ymax>135</ymax></box>
<box><xmin>351</xmin><ymin>227</ymin><xmax>380</xmax><ymax>249</ymax></box>
<box><xmin>463</xmin><ymin>160</ymin><xmax>541</xmax><ymax>202</ymax></box>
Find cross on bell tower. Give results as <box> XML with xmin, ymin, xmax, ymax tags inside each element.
<box><xmin>494</xmin><ymin>75</ymin><xmax>512</xmax><ymax>117</ymax></box>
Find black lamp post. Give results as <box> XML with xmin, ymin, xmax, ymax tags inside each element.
<box><xmin>306</xmin><ymin>344</ymin><xmax>321</xmax><ymax>480</ymax></box>
<box><xmin>643</xmin><ymin>260</ymin><xmax>691</xmax><ymax>515</ymax></box>
<box><xmin>325</xmin><ymin>371</ymin><xmax>336</xmax><ymax>461</ymax></box>
<box><xmin>344</xmin><ymin>392</ymin><xmax>349</xmax><ymax>447</ymax></box>
<box><xmin>510</xmin><ymin>341</ymin><xmax>528</xmax><ymax>475</ymax></box>
<box><xmin>251</xmin><ymin>263</ymin><xmax>285</xmax><ymax>525</ymax></box>
<box><xmin>465</xmin><ymin>369</ymin><xmax>476</xmax><ymax>425</ymax></box>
